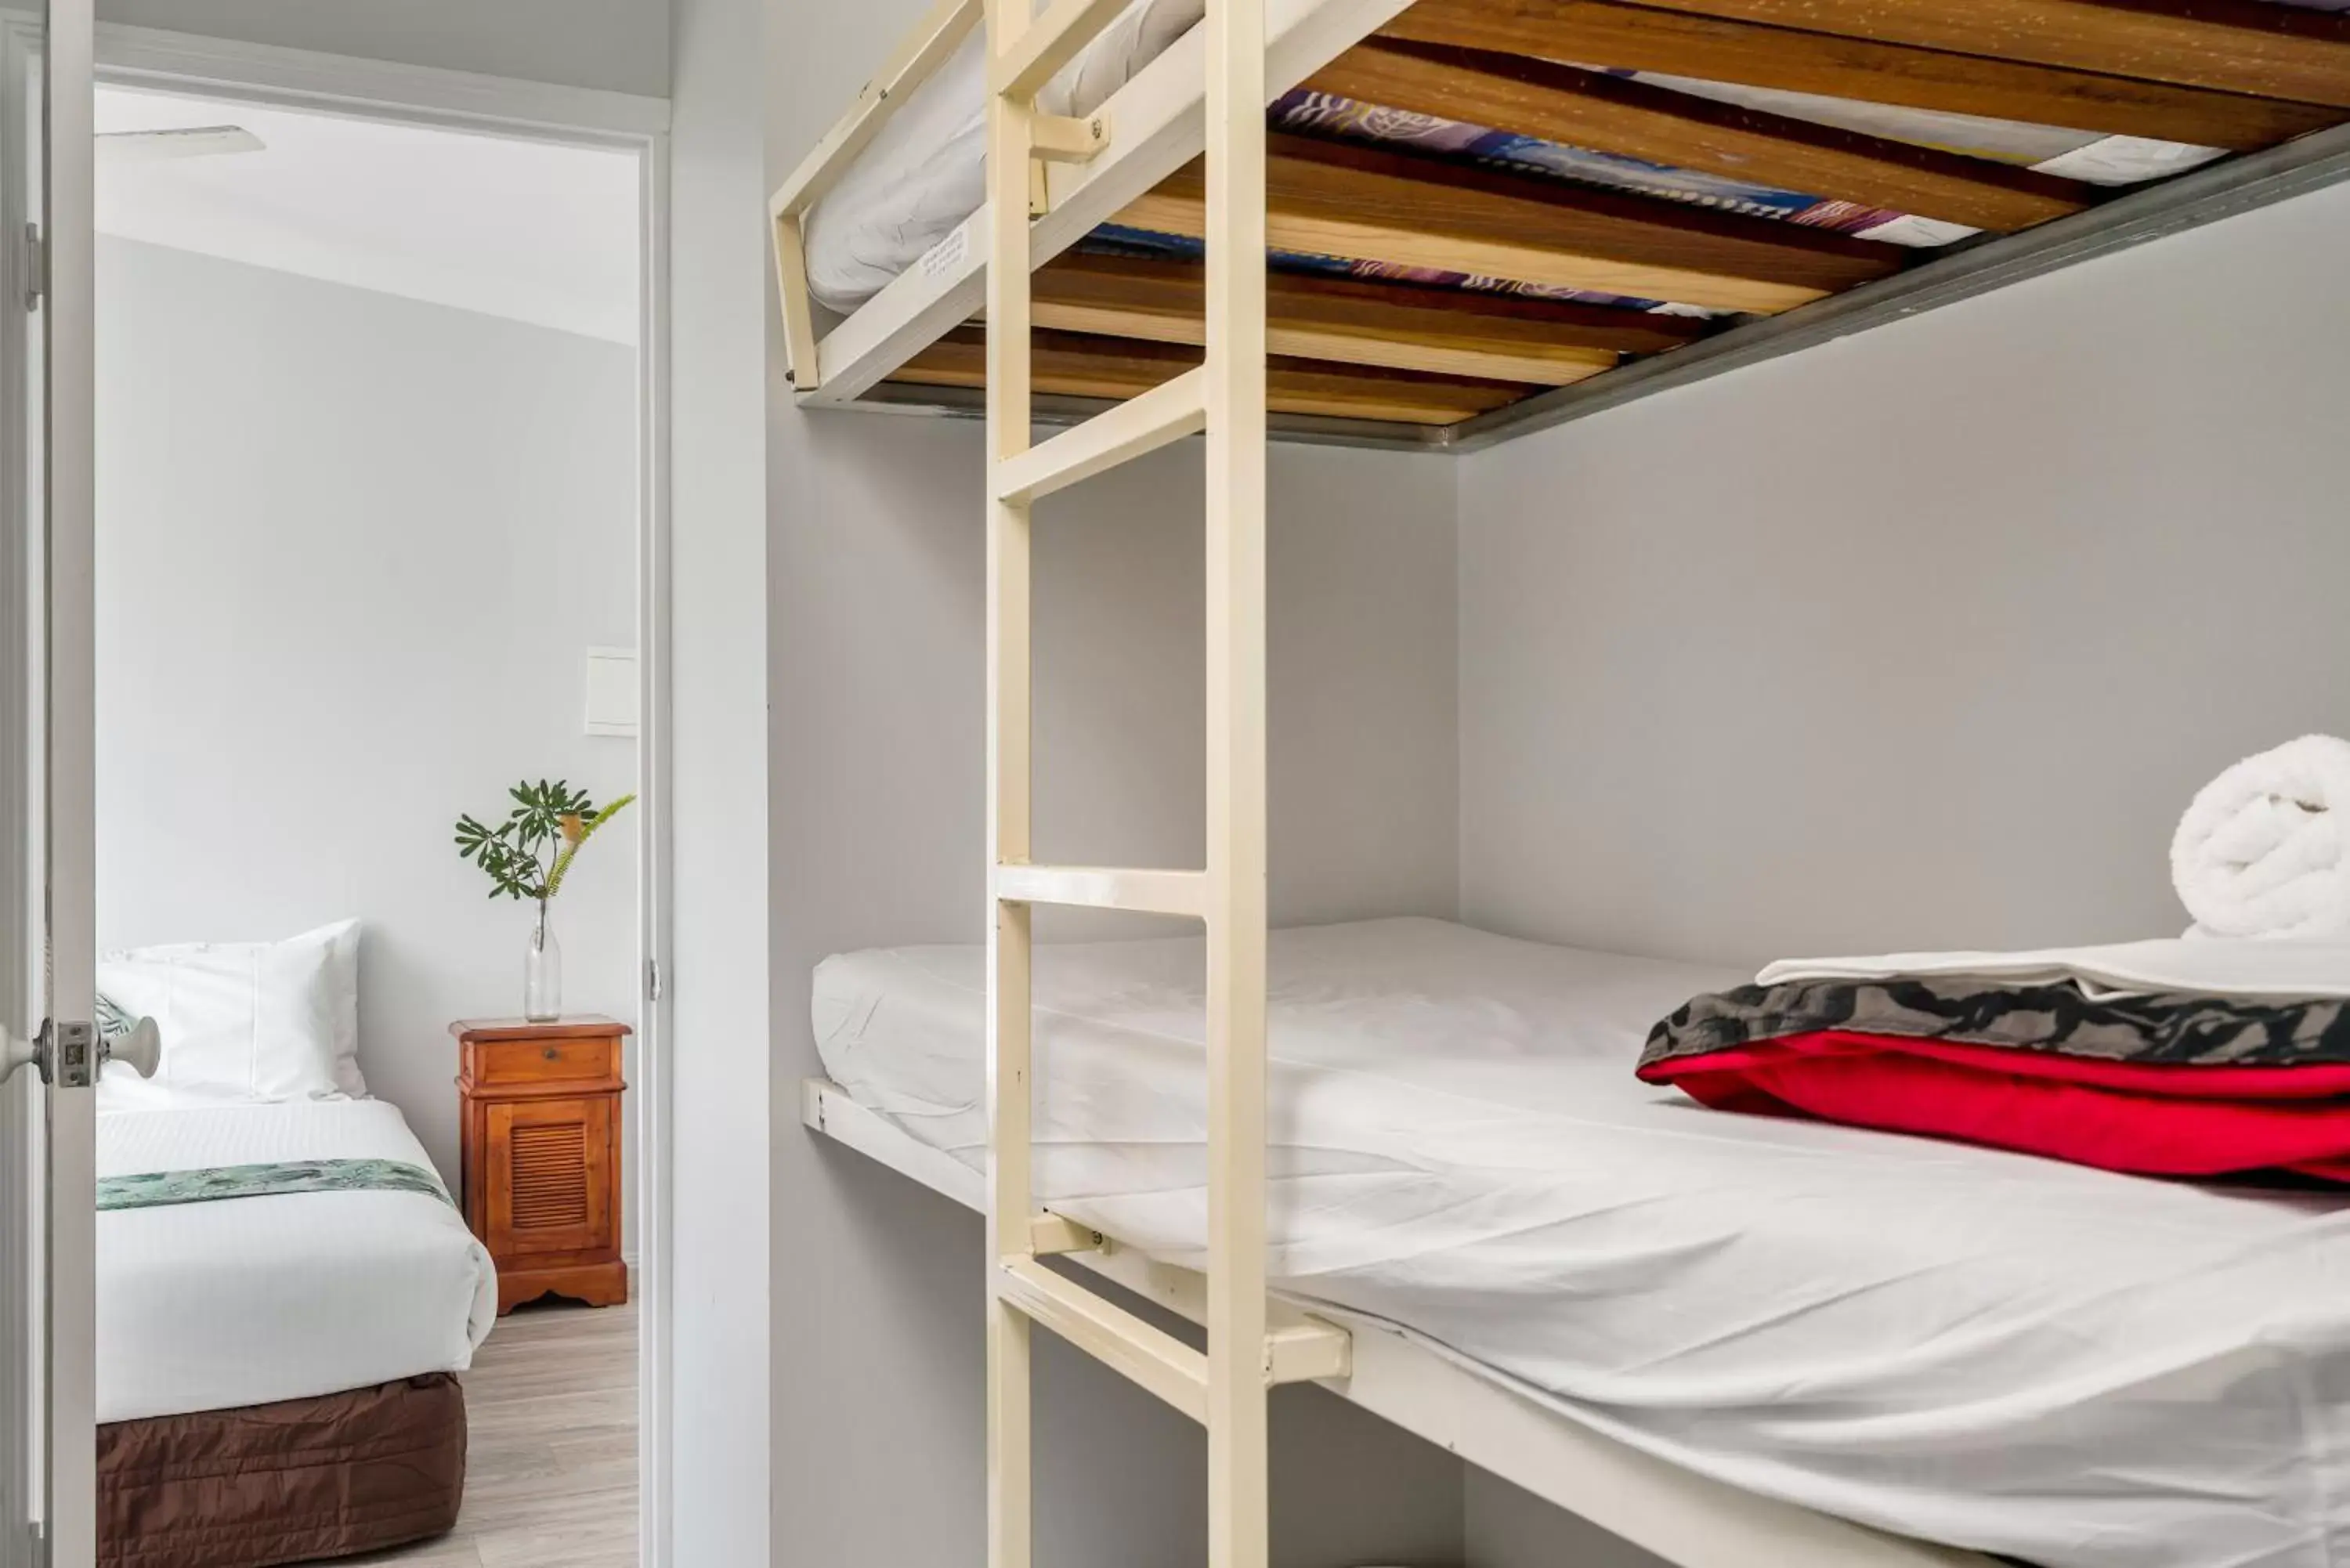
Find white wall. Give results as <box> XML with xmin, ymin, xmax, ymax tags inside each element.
<box><xmin>96</xmin><ymin>0</ymin><xmax>671</xmax><ymax>99</ymax></box>
<box><xmin>93</xmin><ymin>237</ymin><xmax>641</xmax><ymax>1197</ymax></box>
<box><xmin>1459</xmin><ymin>176</ymin><xmax>2350</xmax><ymax>973</ymax></box>
<box><xmin>667</xmin><ymin>0</ymin><xmax>772</xmax><ymax>1559</ymax></box>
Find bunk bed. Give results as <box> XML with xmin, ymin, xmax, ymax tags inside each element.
<box><xmin>772</xmin><ymin>0</ymin><xmax>2350</xmax><ymax>448</ymax></box>
<box><xmin>771</xmin><ymin>2</ymin><xmax>2350</xmax><ymax>1566</ymax></box>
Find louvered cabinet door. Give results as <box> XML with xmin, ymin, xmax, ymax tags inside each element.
<box><xmin>485</xmin><ymin>1097</ymin><xmax>614</xmax><ymax>1259</ymax></box>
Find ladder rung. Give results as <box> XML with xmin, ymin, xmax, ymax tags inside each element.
<box><xmin>996</xmin><ymin>1257</ymin><xmax>1208</xmax><ymax>1423</ymax></box>
<box><xmin>996</xmin><ymin>863</ymin><xmax>1206</xmax><ymax>918</ymax></box>
<box><xmin>992</xmin><ymin>367</ymin><xmax>1207</xmax><ymax>505</ymax></box>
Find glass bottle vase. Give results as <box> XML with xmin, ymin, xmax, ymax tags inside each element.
<box><xmin>524</xmin><ymin>906</ymin><xmax>563</xmax><ymax>1022</ymax></box>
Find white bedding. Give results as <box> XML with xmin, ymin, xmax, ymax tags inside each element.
<box><xmin>97</xmin><ymin>1098</ymin><xmax>497</xmax><ymax>1424</ymax></box>
<box><xmin>803</xmin><ymin>0</ymin><xmax>1201</xmax><ymax>311</ymax></box>
<box><xmin>815</xmin><ymin>916</ymin><xmax>2350</xmax><ymax>1568</ymax></box>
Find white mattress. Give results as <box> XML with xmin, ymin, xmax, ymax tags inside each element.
<box><xmin>803</xmin><ymin>0</ymin><xmax>1202</xmax><ymax>311</ymax></box>
<box><xmin>814</xmin><ymin>916</ymin><xmax>2350</xmax><ymax>1568</ymax></box>
<box><xmin>97</xmin><ymin>1098</ymin><xmax>497</xmax><ymax>1423</ymax></box>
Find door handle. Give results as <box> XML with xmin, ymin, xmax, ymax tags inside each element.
<box><xmin>0</xmin><ymin>1025</ymin><xmax>35</xmax><ymax>1083</ymax></box>
<box><xmin>0</xmin><ymin>1015</ymin><xmax>160</xmax><ymax>1085</ymax></box>
<box><xmin>103</xmin><ymin>1016</ymin><xmax>162</xmax><ymax>1080</ymax></box>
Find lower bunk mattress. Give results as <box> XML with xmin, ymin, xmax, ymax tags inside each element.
<box><xmin>96</xmin><ymin>1098</ymin><xmax>498</xmax><ymax>1566</ymax></box>
<box><xmin>813</xmin><ymin>916</ymin><xmax>2350</xmax><ymax>1568</ymax></box>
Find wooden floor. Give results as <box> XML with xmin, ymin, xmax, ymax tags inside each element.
<box><xmin>342</xmin><ymin>1298</ymin><xmax>638</xmax><ymax>1568</ymax></box>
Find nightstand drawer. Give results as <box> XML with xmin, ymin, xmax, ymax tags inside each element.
<box><xmin>470</xmin><ymin>1032</ymin><xmax>620</xmax><ymax>1089</ymax></box>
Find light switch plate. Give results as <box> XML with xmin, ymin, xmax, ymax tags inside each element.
<box><xmin>584</xmin><ymin>647</ymin><xmax>639</xmax><ymax>737</ymax></box>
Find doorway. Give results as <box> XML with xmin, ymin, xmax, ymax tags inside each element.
<box><xmin>80</xmin><ymin>42</ymin><xmax>669</xmax><ymax>1568</ymax></box>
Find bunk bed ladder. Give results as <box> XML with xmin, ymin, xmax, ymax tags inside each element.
<box><xmin>982</xmin><ymin>0</ymin><xmax>1347</xmax><ymax>1563</ymax></box>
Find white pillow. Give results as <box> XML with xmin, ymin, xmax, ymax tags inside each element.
<box><xmin>97</xmin><ymin>920</ymin><xmax>360</xmax><ymax>1103</ymax></box>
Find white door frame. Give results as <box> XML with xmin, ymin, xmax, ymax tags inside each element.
<box><xmin>81</xmin><ymin>27</ymin><xmax>678</xmax><ymax>1566</ymax></box>
<box><xmin>0</xmin><ymin>13</ymin><xmax>45</xmax><ymax>1562</ymax></box>
<box><xmin>45</xmin><ymin>2</ymin><xmax>95</xmax><ymax>1562</ymax></box>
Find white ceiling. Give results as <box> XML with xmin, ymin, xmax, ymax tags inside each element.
<box><xmin>96</xmin><ymin>86</ymin><xmax>641</xmax><ymax>346</ymax></box>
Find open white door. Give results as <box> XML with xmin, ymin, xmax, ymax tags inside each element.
<box><xmin>1</xmin><ymin>0</ymin><xmax>99</xmax><ymax>1563</ymax></box>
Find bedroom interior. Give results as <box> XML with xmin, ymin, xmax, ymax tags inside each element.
<box><xmin>83</xmin><ymin>80</ymin><xmax>647</xmax><ymax>1567</ymax></box>
<box><xmin>3</xmin><ymin>1</ymin><xmax>2350</xmax><ymax>1566</ymax></box>
<box><xmin>765</xmin><ymin>1</ymin><xmax>2350</xmax><ymax>1566</ymax></box>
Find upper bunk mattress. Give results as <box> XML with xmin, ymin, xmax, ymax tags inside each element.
<box><xmin>97</xmin><ymin>1098</ymin><xmax>497</xmax><ymax>1424</ymax></box>
<box><xmin>804</xmin><ymin>0</ymin><xmax>1202</xmax><ymax>312</ymax></box>
<box><xmin>813</xmin><ymin>916</ymin><xmax>2350</xmax><ymax>1568</ymax></box>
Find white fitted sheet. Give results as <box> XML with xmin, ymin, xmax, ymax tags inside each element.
<box><xmin>814</xmin><ymin>916</ymin><xmax>2350</xmax><ymax>1568</ymax></box>
<box><xmin>97</xmin><ymin>1098</ymin><xmax>497</xmax><ymax>1423</ymax></box>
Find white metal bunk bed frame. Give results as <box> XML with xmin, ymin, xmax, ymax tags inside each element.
<box><xmin>772</xmin><ymin>3</ymin><xmax>2350</xmax><ymax>1565</ymax></box>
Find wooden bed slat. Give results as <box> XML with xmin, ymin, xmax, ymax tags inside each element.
<box><xmin>1032</xmin><ymin>251</ymin><xmax>1705</xmax><ymax>384</ymax></box>
<box><xmin>891</xmin><ymin>325</ymin><xmax>1532</xmax><ymax>425</ymax></box>
<box><xmin>1309</xmin><ymin>39</ymin><xmax>2097</xmax><ymax>231</ymax></box>
<box><xmin>1624</xmin><ymin>0</ymin><xmax>2350</xmax><ymax>111</ymax></box>
<box><xmin>1117</xmin><ymin>133</ymin><xmax>1906</xmax><ymax>314</ymax></box>
<box><xmin>1379</xmin><ymin>0</ymin><xmax>2344</xmax><ymax>151</ymax></box>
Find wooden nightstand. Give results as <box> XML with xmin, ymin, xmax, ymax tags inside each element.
<box><xmin>453</xmin><ymin>1015</ymin><xmax>631</xmax><ymax>1314</ymax></box>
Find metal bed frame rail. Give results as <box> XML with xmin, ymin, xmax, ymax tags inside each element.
<box><xmin>980</xmin><ymin>2</ymin><xmax>1350</xmax><ymax>1566</ymax></box>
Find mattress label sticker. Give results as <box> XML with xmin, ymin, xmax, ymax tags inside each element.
<box><xmin>920</xmin><ymin>223</ymin><xmax>971</xmax><ymax>281</ymax></box>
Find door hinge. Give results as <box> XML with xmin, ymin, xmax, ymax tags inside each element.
<box><xmin>22</xmin><ymin>222</ymin><xmax>42</xmax><ymax>311</ymax></box>
<box><xmin>645</xmin><ymin>957</ymin><xmax>663</xmax><ymax>1003</ymax></box>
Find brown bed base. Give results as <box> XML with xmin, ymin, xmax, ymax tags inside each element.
<box><xmin>99</xmin><ymin>1374</ymin><xmax>466</xmax><ymax>1568</ymax></box>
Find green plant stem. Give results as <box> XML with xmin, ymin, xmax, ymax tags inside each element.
<box><xmin>543</xmin><ymin>793</ymin><xmax>636</xmax><ymax>902</ymax></box>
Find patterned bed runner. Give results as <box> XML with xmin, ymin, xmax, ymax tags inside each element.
<box><xmin>97</xmin><ymin>1158</ymin><xmax>452</xmax><ymax>1212</ymax></box>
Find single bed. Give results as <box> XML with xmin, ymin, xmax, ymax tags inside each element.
<box><xmin>813</xmin><ymin>916</ymin><xmax>2350</xmax><ymax>1568</ymax></box>
<box><xmin>96</xmin><ymin>1097</ymin><xmax>496</xmax><ymax>1568</ymax></box>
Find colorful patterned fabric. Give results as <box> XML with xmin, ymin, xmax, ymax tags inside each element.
<box><xmin>97</xmin><ymin>1158</ymin><xmax>453</xmax><ymax>1213</ymax></box>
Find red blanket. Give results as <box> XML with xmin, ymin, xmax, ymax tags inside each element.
<box><xmin>1640</xmin><ymin>978</ymin><xmax>2350</xmax><ymax>1182</ymax></box>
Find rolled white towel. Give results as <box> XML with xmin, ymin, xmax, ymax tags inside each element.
<box><xmin>2170</xmin><ymin>734</ymin><xmax>2350</xmax><ymax>938</ymax></box>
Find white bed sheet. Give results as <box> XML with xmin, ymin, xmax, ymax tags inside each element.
<box><xmin>97</xmin><ymin>1098</ymin><xmax>497</xmax><ymax>1424</ymax></box>
<box><xmin>814</xmin><ymin>916</ymin><xmax>2350</xmax><ymax>1568</ymax></box>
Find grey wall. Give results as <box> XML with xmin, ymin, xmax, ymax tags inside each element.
<box><xmin>1458</xmin><ymin>176</ymin><xmax>2350</xmax><ymax>973</ymax></box>
<box><xmin>96</xmin><ymin>0</ymin><xmax>672</xmax><ymax>99</ymax></box>
<box><xmin>93</xmin><ymin>237</ymin><xmax>640</xmax><ymax>1199</ymax></box>
<box><xmin>1464</xmin><ymin>1470</ymin><xmax>1668</xmax><ymax>1568</ymax></box>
